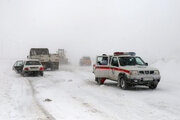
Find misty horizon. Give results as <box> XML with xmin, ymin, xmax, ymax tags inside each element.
<box><xmin>0</xmin><ymin>0</ymin><xmax>180</xmax><ymax>63</ymax></box>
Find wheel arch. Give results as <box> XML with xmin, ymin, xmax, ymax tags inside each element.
<box><xmin>118</xmin><ymin>72</ymin><xmax>127</xmax><ymax>79</ymax></box>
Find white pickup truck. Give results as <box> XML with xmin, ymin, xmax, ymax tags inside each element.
<box><xmin>93</xmin><ymin>52</ymin><xmax>161</xmax><ymax>89</ymax></box>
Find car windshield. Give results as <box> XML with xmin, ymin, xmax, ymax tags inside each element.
<box><xmin>26</xmin><ymin>61</ymin><xmax>41</xmax><ymax>65</ymax></box>
<box><xmin>119</xmin><ymin>57</ymin><xmax>145</xmax><ymax>66</ymax></box>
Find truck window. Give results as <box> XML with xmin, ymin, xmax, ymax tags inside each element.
<box><xmin>111</xmin><ymin>57</ymin><xmax>119</xmax><ymax>67</ymax></box>
<box><xmin>97</xmin><ymin>56</ymin><xmax>108</xmax><ymax>65</ymax></box>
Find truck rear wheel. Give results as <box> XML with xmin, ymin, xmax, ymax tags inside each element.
<box><xmin>95</xmin><ymin>78</ymin><xmax>104</xmax><ymax>85</ymax></box>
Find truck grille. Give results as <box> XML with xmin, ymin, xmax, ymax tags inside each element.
<box><xmin>139</xmin><ymin>71</ymin><xmax>154</xmax><ymax>74</ymax></box>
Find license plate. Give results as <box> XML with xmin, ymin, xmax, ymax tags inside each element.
<box><xmin>30</xmin><ymin>67</ymin><xmax>38</xmax><ymax>70</ymax></box>
<box><xmin>143</xmin><ymin>77</ymin><xmax>153</xmax><ymax>81</ymax></box>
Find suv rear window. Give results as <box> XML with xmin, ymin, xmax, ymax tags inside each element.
<box><xmin>26</xmin><ymin>61</ymin><xmax>41</xmax><ymax>65</ymax></box>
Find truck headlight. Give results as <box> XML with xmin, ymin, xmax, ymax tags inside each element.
<box><xmin>154</xmin><ymin>70</ymin><xmax>160</xmax><ymax>75</ymax></box>
<box><xmin>130</xmin><ymin>70</ymin><xmax>138</xmax><ymax>75</ymax></box>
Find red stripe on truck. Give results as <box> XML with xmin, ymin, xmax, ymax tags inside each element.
<box><xmin>95</xmin><ymin>65</ymin><xmax>129</xmax><ymax>73</ymax></box>
<box><xmin>96</xmin><ymin>66</ymin><xmax>110</xmax><ymax>69</ymax></box>
<box><xmin>110</xmin><ymin>67</ymin><xmax>130</xmax><ymax>73</ymax></box>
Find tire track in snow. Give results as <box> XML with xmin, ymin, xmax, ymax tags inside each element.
<box><xmin>71</xmin><ymin>96</ymin><xmax>119</xmax><ymax>120</ymax></box>
<box><xmin>26</xmin><ymin>78</ymin><xmax>56</xmax><ymax>120</ymax></box>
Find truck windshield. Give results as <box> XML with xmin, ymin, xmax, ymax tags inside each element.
<box><xmin>30</xmin><ymin>49</ymin><xmax>49</xmax><ymax>55</ymax></box>
<box><xmin>26</xmin><ymin>61</ymin><xmax>41</xmax><ymax>65</ymax></box>
<box><xmin>119</xmin><ymin>57</ymin><xmax>145</xmax><ymax>66</ymax></box>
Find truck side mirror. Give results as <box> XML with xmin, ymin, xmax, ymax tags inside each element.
<box><xmin>145</xmin><ymin>63</ymin><xmax>148</xmax><ymax>66</ymax></box>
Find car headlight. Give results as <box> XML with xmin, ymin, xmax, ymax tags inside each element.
<box><xmin>130</xmin><ymin>70</ymin><xmax>138</xmax><ymax>75</ymax></box>
<box><xmin>154</xmin><ymin>70</ymin><xmax>160</xmax><ymax>75</ymax></box>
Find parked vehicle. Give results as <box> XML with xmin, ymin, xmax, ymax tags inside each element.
<box><xmin>27</xmin><ymin>48</ymin><xmax>59</xmax><ymax>70</ymax></box>
<box><xmin>13</xmin><ymin>60</ymin><xmax>24</xmax><ymax>73</ymax></box>
<box><xmin>93</xmin><ymin>52</ymin><xmax>161</xmax><ymax>89</ymax></box>
<box><xmin>13</xmin><ymin>59</ymin><xmax>44</xmax><ymax>76</ymax></box>
<box><xmin>79</xmin><ymin>56</ymin><xmax>92</xmax><ymax>66</ymax></box>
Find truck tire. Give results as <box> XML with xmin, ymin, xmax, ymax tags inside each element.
<box><xmin>149</xmin><ymin>83</ymin><xmax>157</xmax><ymax>89</ymax></box>
<box><xmin>119</xmin><ymin>77</ymin><xmax>128</xmax><ymax>90</ymax></box>
<box><xmin>96</xmin><ymin>78</ymin><xmax>104</xmax><ymax>85</ymax></box>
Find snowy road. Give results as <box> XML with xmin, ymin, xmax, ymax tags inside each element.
<box><xmin>0</xmin><ymin>59</ymin><xmax>180</xmax><ymax>120</ymax></box>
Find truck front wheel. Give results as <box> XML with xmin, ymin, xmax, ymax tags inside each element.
<box><xmin>149</xmin><ymin>83</ymin><xmax>157</xmax><ymax>89</ymax></box>
<box><xmin>118</xmin><ymin>77</ymin><xmax>128</xmax><ymax>90</ymax></box>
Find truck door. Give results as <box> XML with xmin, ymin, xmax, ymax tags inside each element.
<box><xmin>94</xmin><ymin>56</ymin><xmax>110</xmax><ymax>78</ymax></box>
<box><xmin>109</xmin><ymin>57</ymin><xmax>119</xmax><ymax>80</ymax></box>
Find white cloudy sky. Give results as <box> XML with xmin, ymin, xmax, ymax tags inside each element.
<box><xmin>0</xmin><ymin>0</ymin><xmax>180</xmax><ymax>61</ymax></box>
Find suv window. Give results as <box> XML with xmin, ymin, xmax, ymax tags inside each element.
<box><xmin>111</xmin><ymin>57</ymin><xmax>119</xmax><ymax>67</ymax></box>
<box><xmin>97</xmin><ymin>56</ymin><xmax>108</xmax><ymax>65</ymax></box>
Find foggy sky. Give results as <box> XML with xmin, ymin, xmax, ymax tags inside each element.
<box><xmin>0</xmin><ymin>0</ymin><xmax>180</xmax><ymax>63</ymax></box>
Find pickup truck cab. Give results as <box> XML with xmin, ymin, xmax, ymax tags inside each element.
<box><xmin>93</xmin><ymin>52</ymin><xmax>161</xmax><ymax>89</ymax></box>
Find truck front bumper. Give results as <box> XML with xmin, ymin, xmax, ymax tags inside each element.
<box><xmin>127</xmin><ymin>75</ymin><xmax>161</xmax><ymax>86</ymax></box>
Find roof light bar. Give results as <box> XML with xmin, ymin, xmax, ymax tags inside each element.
<box><xmin>113</xmin><ymin>52</ymin><xmax>136</xmax><ymax>56</ymax></box>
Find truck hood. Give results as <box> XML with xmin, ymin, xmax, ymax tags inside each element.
<box><xmin>122</xmin><ymin>65</ymin><xmax>159</xmax><ymax>71</ymax></box>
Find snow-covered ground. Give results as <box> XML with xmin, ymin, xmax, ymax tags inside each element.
<box><xmin>0</xmin><ymin>59</ymin><xmax>180</xmax><ymax>120</ymax></box>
